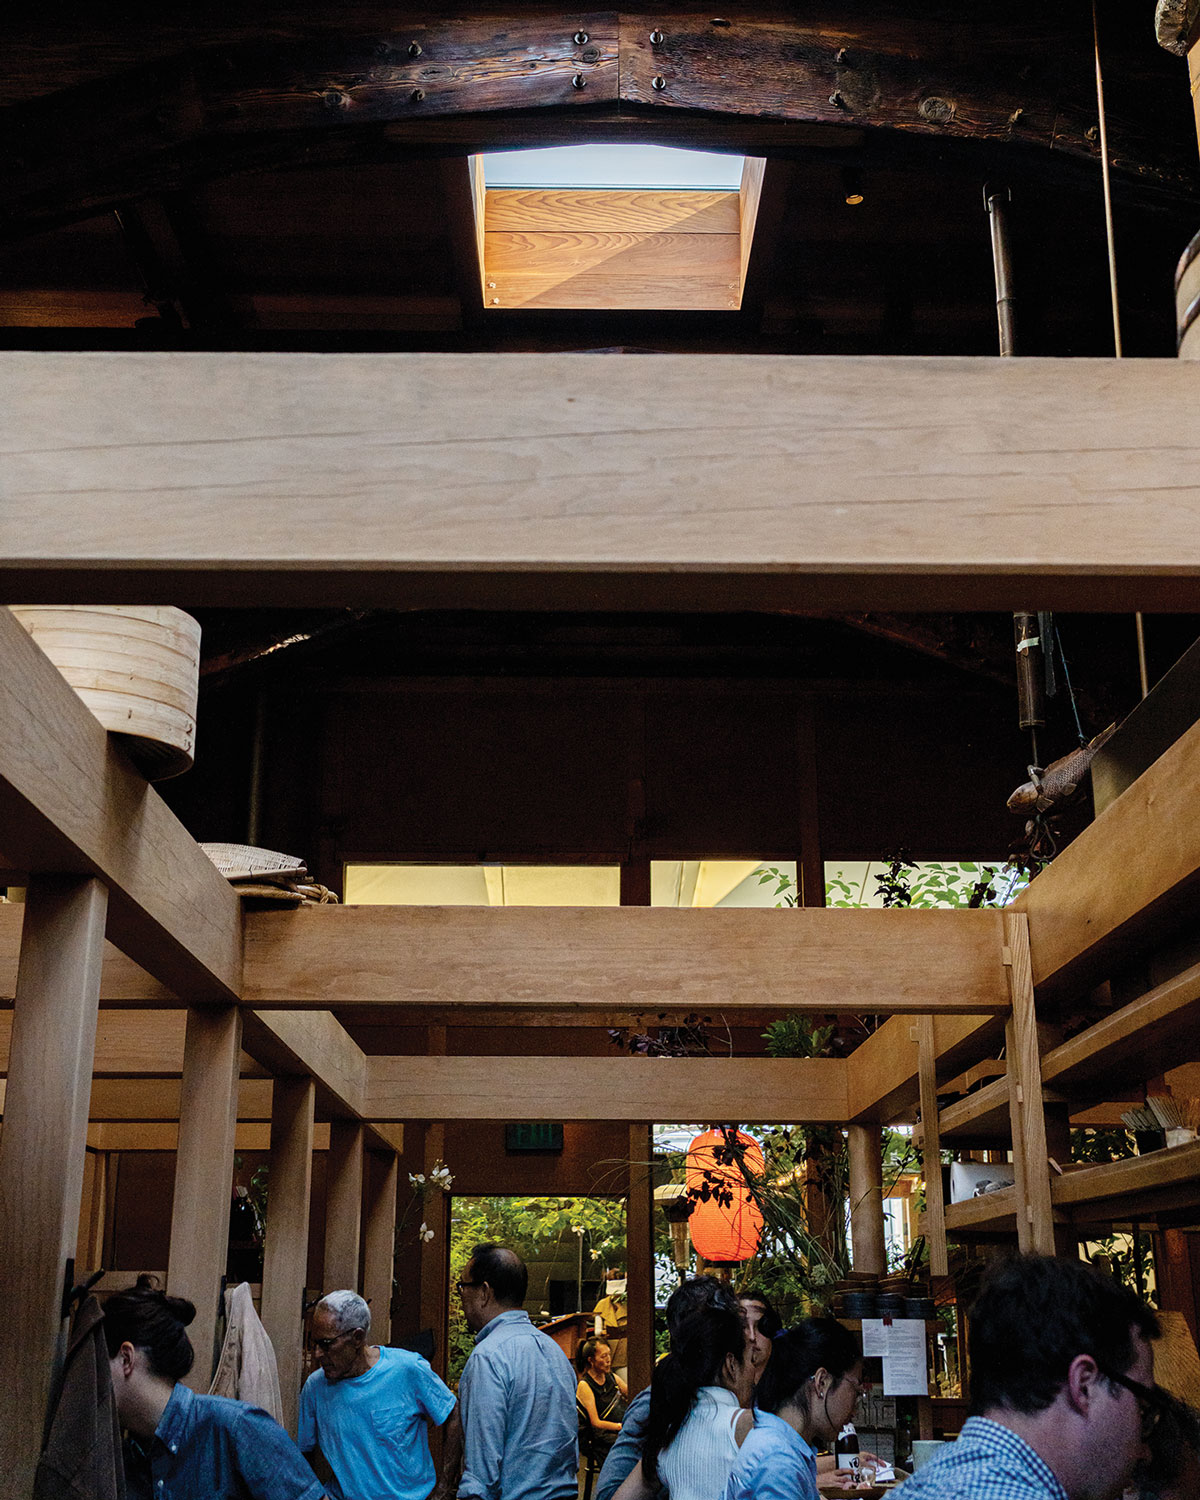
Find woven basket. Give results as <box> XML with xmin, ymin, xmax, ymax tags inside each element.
<box><xmin>12</xmin><ymin>605</ymin><xmax>201</xmax><ymax>780</ymax></box>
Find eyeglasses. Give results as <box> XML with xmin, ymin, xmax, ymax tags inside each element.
<box><xmin>1100</xmin><ymin>1367</ymin><xmax>1168</xmax><ymax>1441</ymax></box>
<box><xmin>455</xmin><ymin>1280</ymin><xmax>482</xmax><ymax>1294</ymax></box>
<box><xmin>311</xmin><ymin>1330</ymin><xmax>356</xmax><ymax>1353</ymax></box>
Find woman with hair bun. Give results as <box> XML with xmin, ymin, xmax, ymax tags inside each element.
<box><xmin>723</xmin><ymin>1319</ymin><xmax>862</xmax><ymax>1500</ymax></box>
<box><xmin>104</xmin><ymin>1278</ymin><xmax>329</xmax><ymax>1499</ymax></box>
<box><xmin>614</xmin><ymin>1293</ymin><xmax>755</xmax><ymax>1500</ymax></box>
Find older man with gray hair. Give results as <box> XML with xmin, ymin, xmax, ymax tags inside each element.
<box><xmin>299</xmin><ymin>1290</ymin><xmax>456</xmax><ymax>1500</ymax></box>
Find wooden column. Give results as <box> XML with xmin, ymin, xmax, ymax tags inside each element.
<box><xmin>418</xmin><ymin>1120</ymin><xmax>450</xmax><ymax>1376</ymax></box>
<box><xmin>847</xmin><ymin>1124</ymin><xmax>887</xmax><ymax>1275</ymax></box>
<box><xmin>323</xmin><ymin>1120</ymin><xmax>365</xmax><ymax>1291</ymax></box>
<box><xmin>168</xmin><ymin>1005</ymin><xmax>242</xmax><ymax>1390</ymax></box>
<box><xmin>797</xmin><ymin>701</ymin><xmax>826</xmax><ymax>908</ymax></box>
<box><xmin>363</xmin><ymin>1151</ymin><xmax>399</xmax><ymax>1345</ymax></box>
<box><xmin>916</xmin><ymin>1016</ymin><xmax>949</xmax><ymax>1277</ymax></box>
<box><xmin>627</xmin><ymin>1123</ymin><xmax>655</xmax><ymax>1398</ymax></box>
<box><xmin>0</xmin><ymin>875</ymin><xmax>107</xmax><ymax>1497</ymax></box>
<box><xmin>261</xmin><ymin>1076</ymin><xmax>315</xmax><ymax>1435</ymax></box>
<box><xmin>1004</xmin><ymin>912</ymin><xmax>1057</xmax><ymax>1255</ymax></box>
<box><xmin>76</xmin><ymin>1148</ymin><xmax>108</xmax><ymax>1270</ymax></box>
<box><xmin>419</xmin><ymin>1023</ymin><xmax>449</xmax><ymax>1376</ymax></box>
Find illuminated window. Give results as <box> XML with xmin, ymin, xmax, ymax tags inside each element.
<box><xmin>343</xmin><ymin>864</ymin><xmax>620</xmax><ymax>906</ymax></box>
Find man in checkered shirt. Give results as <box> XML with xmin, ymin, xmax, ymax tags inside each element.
<box><xmin>894</xmin><ymin>1255</ymin><xmax>1161</xmax><ymax>1500</ymax></box>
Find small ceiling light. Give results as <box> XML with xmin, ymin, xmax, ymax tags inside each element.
<box><xmin>843</xmin><ymin>167</ymin><xmax>864</xmax><ymax>206</ymax></box>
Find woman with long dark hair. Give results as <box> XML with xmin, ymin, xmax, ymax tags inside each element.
<box><xmin>104</xmin><ymin>1278</ymin><xmax>327</xmax><ymax>1500</ymax></box>
<box><xmin>613</xmin><ymin>1294</ymin><xmax>755</xmax><ymax>1500</ymax></box>
<box><xmin>723</xmin><ymin>1319</ymin><xmax>862</xmax><ymax>1500</ymax></box>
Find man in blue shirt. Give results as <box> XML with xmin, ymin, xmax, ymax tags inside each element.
<box><xmin>299</xmin><ymin>1290</ymin><xmax>456</xmax><ymax>1500</ymax></box>
<box><xmin>894</xmin><ymin>1254</ymin><xmax>1162</xmax><ymax>1500</ymax></box>
<box><xmin>446</xmin><ymin>1243</ymin><xmax>578</xmax><ymax>1500</ymax></box>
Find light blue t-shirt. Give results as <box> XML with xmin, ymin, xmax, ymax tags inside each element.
<box><xmin>724</xmin><ymin>1410</ymin><xmax>819</xmax><ymax>1500</ymax></box>
<box><xmin>299</xmin><ymin>1345</ymin><xmax>456</xmax><ymax>1500</ymax></box>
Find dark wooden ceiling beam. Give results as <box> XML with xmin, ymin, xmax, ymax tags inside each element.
<box><xmin>2</xmin><ymin>8</ymin><xmax>1195</xmax><ymax>242</ymax></box>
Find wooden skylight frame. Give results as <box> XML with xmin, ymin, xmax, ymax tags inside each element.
<box><xmin>471</xmin><ymin>153</ymin><xmax>767</xmax><ymax>310</ymax></box>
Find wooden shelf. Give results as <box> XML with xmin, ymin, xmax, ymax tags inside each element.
<box><xmin>945</xmin><ymin>1141</ymin><xmax>1200</xmax><ymax>1237</ymax></box>
<box><xmin>938</xmin><ymin>957</ymin><xmax>1200</xmax><ymax>1145</ymax></box>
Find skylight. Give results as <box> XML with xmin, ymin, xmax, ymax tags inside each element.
<box><xmin>481</xmin><ymin>144</ymin><xmax>745</xmax><ymax>190</ymax></box>
<box><xmin>473</xmin><ymin>146</ymin><xmax>763</xmax><ymax>312</ymax></box>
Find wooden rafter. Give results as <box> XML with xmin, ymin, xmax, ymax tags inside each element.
<box><xmin>6</xmin><ymin>354</ymin><xmax>1200</xmax><ymax>612</ymax></box>
<box><xmin>2</xmin><ymin>9</ymin><xmax>1194</xmax><ymax>241</ymax></box>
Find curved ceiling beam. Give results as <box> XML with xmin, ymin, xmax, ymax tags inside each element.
<box><xmin>1</xmin><ymin>8</ymin><xmax>1196</xmax><ymax>240</ymax></box>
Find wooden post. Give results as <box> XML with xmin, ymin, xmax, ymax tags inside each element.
<box><xmin>363</xmin><ymin>1151</ymin><xmax>399</xmax><ymax>1346</ymax></box>
<box><xmin>627</xmin><ymin>1123</ymin><xmax>655</xmax><ymax>1398</ymax></box>
<box><xmin>797</xmin><ymin>701</ymin><xmax>825</xmax><ymax>908</ymax></box>
<box><xmin>916</xmin><ymin>1016</ymin><xmax>949</xmax><ymax>1277</ymax></box>
<box><xmin>261</xmin><ymin>1076</ymin><xmax>315</xmax><ymax>1436</ymax></box>
<box><xmin>323</xmin><ymin>1120</ymin><xmax>365</xmax><ymax>1291</ymax></box>
<box><xmin>0</xmin><ymin>875</ymin><xmax>107</xmax><ymax>1498</ymax></box>
<box><xmin>847</xmin><ymin>1124</ymin><xmax>887</xmax><ymax>1275</ymax></box>
<box><xmin>76</xmin><ymin>1148</ymin><xmax>108</xmax><ymax>1270</ymax></box>
<box><xmin>1004</xmin><ymin>912</ymin><xmax>1057</xmax><ymax>1255</ymax></box>
<box><xmin>418</xmin><ymin>1121</ymin><xmax>450</xmax><ymax>1376</ymax></box>
<box><xmin>168</xmin><ymin>1005</ymin><xmax>243</xmax><ymax>1390</ymax></box>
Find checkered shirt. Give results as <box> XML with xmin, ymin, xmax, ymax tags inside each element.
<box><xmin>892</xmin><ymin>1417</ymin><xmax>1070</xmax><ymax>1500</ymax></box>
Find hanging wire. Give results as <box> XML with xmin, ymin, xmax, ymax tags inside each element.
<box><xmin>1092</xmin><ymin>0</ymin><xmax>1150</xmax><ymax>699</ymax></box>
<box><xmin>1055</xmin><ymin>623</ymin><xmax>1088</xmax><ymax>746</ymax></box>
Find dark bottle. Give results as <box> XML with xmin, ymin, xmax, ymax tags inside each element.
<box><xmin>835</xmin><ymin>1422</ymin><xmax>861</xmax><ymax>1477</ymax></box>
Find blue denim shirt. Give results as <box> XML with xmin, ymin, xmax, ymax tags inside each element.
<box><xmin>125</xmin><ymin>1381</ymin><xmax>326</xmax><ymax>1500</ymax></box>
<box><xmin>892</xmin><ymin>1417</ymin><xmax>1069</xmax><ymax>1500</ymax></box>
<box><xmin>724</xmin><ymin>1411</ymin><xmax>818</xmax><ymax>1500</ymax></box>
<box><xmin>458</xmin><ymin>1310</ymin><xmax>578</xmax><ymax>1500</ymax></box>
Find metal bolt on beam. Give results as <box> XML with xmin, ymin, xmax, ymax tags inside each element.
<box><xmin>652</xmin><ymin>74</ymin><xmax>666</xmax><ymax>90</ymax></box>
<box><xmin>408</xmin><ymin>42</ymin><xmax>422</xmax><ymax>58</ymax></box>
<box><xmin>650</xmin><ymin>29</ymin><xmax>665</xmax><ymax>45</ymax></box>
<box><xmin>410</xmin><ymin>88</ymin><xmax>425</xmax><ymax>102</ymax></box>
<box><xmin>829</xmin><ymin>91</ymin><xmax>845</xmax><ymax>108</ymax></box>
<box><xmin>572</xmin><ymin>72</ymin><xmax>586</xmax><ymax>89</ymax></box>
<box><xmin>574</xmin><ymin>31</ymin><xmax>589</xmax><ymax>45</ymax></box>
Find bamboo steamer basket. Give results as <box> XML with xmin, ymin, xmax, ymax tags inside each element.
<box><xmin>11</xmin><ymin>605</ymin><xmax>201</xmax><ymax>780</ymax></box>
<box><xmin>1177</xmin><ymin>226</ymin><xmax>1200</xmax><ymax>360</ymax></box>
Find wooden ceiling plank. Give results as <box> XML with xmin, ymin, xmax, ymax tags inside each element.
<box><xmin>0</xmin><ymin>608</ymin><xmax>242</xmax><ymax>1003</ymax></box>
<box><xmin>6</xmin><ymin>354</ymin><xmax>1200</xmax><ymax>612</ymax></box>
<box><xmin>364</xmin><ymin>1054</ymin><xmax>848</xmax><ymax>1121</ymax></box>
<box><xmin>485</xmin><ymin>189</ymin><xmax>740</xmax><ymax>235</ymax></box>
<box><xmin>242</xmin><ymin>905</ymin><xmax>1011</xmax><ymax>1013</ymax></box>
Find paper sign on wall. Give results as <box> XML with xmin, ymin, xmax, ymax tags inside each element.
<box><xmin>861</xmin><ymin>1318</ymin><xmax>929</xmax><ymax>1396</ymax></box>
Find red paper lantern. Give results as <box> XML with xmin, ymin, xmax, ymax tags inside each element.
<box><xmin>685</xmin><ymin>1128</ymin><xmax>764</xmax><ymax>1263</ymax></box>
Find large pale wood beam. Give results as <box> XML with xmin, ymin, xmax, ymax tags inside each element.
<box><xmin>5</xmin><ymin>355</ymin><xmax>1200</xmax><ymax>612</ymax></box>
<box><xmin>0</xmin><ymin>608</ymin><xmax>242</xmax><ymax>1003</ymax></box>
<box><xmin>168</xmin><ymin>1007</ymin><xmax>242</xmax><ymax>1389</ymax></box>
<box><xmin>245</xmin><ymin>906</ymin><xmax>1010</xmax><ymax>1014</ymax></box>
<box><xmin>261</xmin><ymin>1077</ymin><xmax>316</xmax><ymax>1436</ymax></box>
<box><xmin>1014</xmin><ymin>711</ymin><xmax>1200</xmax><ymax>1000</ymax></box>
<box><xmin>916</xmin><ymin>1016</ymin><xmax>949</xmax><ymax>1278</ymax></box>
<box><xmin>1004</xmin><ymin>914</ymin><xmax>1058</xmax><ymax>1256</ymax></box>
<box><xmin>366</xmin><ymin>1055</ymin><xmax>848</xmax><ymax>1123</ymax></box>
<box><xmin>0</xmin><ymin>877</ymin><xmax>107</xmax><ymax>1497</ymax></box>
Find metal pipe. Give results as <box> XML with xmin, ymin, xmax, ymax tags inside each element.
<box><xmin>984</xmin><ymin>185</ymin><xmax>1017</xmax><ymax>356</ymax></box>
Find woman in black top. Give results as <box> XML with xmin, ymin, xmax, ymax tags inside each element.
<box><xmin>577</xmin><ymin>1337</ymin><xmax>629</xmax><ymax>1458</ymax></box>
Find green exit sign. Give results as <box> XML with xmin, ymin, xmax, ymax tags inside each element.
<box><xmin>505</xmin><ymin>1123</ymin><xmax>564</xmax><ymax>1154</ymax></box>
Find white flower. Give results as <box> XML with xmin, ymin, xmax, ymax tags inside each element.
<box><xmin>419</xmin><ymin>1222</ymin><xmax>435</xmax><ymax>1242</ymax></box>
